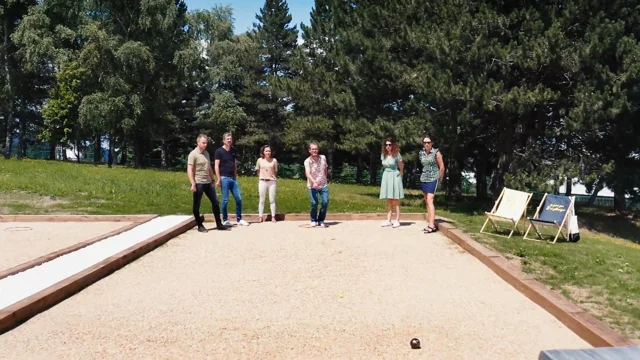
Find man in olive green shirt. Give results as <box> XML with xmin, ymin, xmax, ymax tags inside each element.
<box><xmin>187</xmin><ymin>134</ymin><xmax>225</xmax><ymax>232</ymax></box>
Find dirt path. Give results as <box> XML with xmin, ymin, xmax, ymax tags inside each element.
<box><xmin>0</xmin><ymin>220</ymin><xmax>590</xmax><ymax>359</ymax></box>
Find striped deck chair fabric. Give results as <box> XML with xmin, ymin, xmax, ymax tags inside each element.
<box><xmin>480</xmin><ymin>187</ymin><xmax>533</xmax><ymax>238</ymax></box>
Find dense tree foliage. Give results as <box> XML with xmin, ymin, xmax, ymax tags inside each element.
<box><xmin>1</xmin><ymin>0</ymin><xmax>638</xmax><ymax>212</ymax></box>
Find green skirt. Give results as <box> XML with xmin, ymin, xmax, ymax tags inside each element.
<box><xmin>379</xmin><ymin>170</ymin><xmax>404</xmax><ymax>199</ymax></box>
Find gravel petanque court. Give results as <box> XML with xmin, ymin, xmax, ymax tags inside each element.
<box><xmin>0</xmin><ymin>221</ymin><xmax>132</xmax><ymax>271</ymax></box>
<box><xmin>0</xmin><ymin>220</ymin><xmax>590</xmax><ymax>359</ymax></box>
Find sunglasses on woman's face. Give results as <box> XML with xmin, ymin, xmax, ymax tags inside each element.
<box><xmin>385</xmin><ymin>143</ymin><xmax>392</xmax><ymax>146</ymax></box>
<box><xmin>423</xmin><ymin>141</ymin><xmax>431</xmax><ymax>145</ymax></box>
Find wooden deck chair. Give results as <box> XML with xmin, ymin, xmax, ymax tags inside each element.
<box><xmin>523</xmin><ymin>193</ymin><xmax>574</xmax><ymax>244</ymax></box>
<box><xmin>480</xmin><ymin>187</ymin><xmax>533</xmax><ymax>238</ymax></box>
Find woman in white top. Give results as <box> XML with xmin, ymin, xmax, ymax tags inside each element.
<box><xmin>255</xmin><ymin>145</ymin><xmax>278</xmax><ymax>222</ymax></box>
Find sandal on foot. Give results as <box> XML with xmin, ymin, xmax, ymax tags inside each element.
<box><xmin>423</xmin><ymin>226</ymin><xmax>437</xmax><ymax>233</ymax></box>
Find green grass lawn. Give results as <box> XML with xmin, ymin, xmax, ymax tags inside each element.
<box><xmin>1</xmin><ymin>158</ymin><xmax>639</xmax><ymax>339</ymax></box>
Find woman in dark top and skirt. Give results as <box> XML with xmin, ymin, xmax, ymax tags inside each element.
<box><xmin>419</xmin><ymin>135</ymin><xmax>445</xmax><ymax>233</ymax></box>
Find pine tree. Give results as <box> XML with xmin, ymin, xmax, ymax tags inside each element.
<box><xmin>283</xmin><ymin>0</ymin><xmax>354</xmax><ymax>175</ymax></box>
<box><xmin>239</xmin><ymin>0</ymin><xmax>299</xmax><ymax>153</ymax></box>
<box><xmin>563</xmin><ymin>0</ymin><xmax>640</xmax><ymax>213</ymax></box>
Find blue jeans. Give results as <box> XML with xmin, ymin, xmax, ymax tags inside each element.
<box><xmin>221</xmin><ymin>176</ymin><xmax>243</xmax><ymax>221</ymax></box>
<box><xmin>309</xmin><ymin>186</ymin><xmax>329</xmax><ymax>223</ymax></box>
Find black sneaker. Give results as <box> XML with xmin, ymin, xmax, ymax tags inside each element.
<box><xmin>198</xmin><ymin>225</ymin><xmax>208</xmax><ymax>233</ymax></box>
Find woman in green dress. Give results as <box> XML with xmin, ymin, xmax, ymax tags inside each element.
<box><xmin>379</xmin><ymin>137</ymin><xmax>404</xmax><ymax>228</ymax></box>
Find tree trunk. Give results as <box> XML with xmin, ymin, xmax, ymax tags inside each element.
<box><xmin>75</xmin><ymin>140</ymin><xmax>81</xmax><ymax>162</ymax></box>
<box><xmin>119</xmin><ymin>137</ymin><xmax>128</xmax><ymax>165</ymax></box>
<box><xmin>19</xmin><ymin>95</ymin><xmax>27</xmax><ymax>159</ymax></box>
<box><xmin>369</xmin><ymin>151</ymin><xmax>378</xmax><ymax>185</ymax></box>
<box><xmin>491</xmin><ymin>112</ymin><xmax>513</xmax><ymax>201</ymax></box>
<box><xmin>565</xmin><ymin>177</ymin><xmax>572</xmax><ymax>196</ymax></box>
<box><xmin>160</xmin><ymin>138</ymin><xmax>168</xmax><ymax>170</ymax></box>
<box><xmin>404</xmin><ymin>161</ymin><xmax>413</xmax><ymax>189</ymax></box>
<box><xmin>326</xmin><ymin>148</ymin><xmax>334</xmax><ymax>180</ymax></box>
<box><xmin>17</xmin><ymin>117</ymin><xmax>25</xmax><ymax>160</ymax></box>
<box><xmin>3</xmin><ymin>119</ymin><xmax>12</xmax><ymax>159</ymax></box>
<box><xmin>108</xmin><ymin>133</ymin><xmax>115</xmax><ymax>168</ymax></box>
<box><xmin>356</xmin><ymin>155</ymin><xmax>363</xmax><ymax>184</ymax></box>
<box><xmin>613</xmin><ymin>189</ymin><xmax>627</xmax><ymax>214</ymax></box>
<box><xmin>587</xmin><ymin>179</ymin><xmax>604</xmax><ymax>206</ymax></box>
<box><xmin>475</xmin><ymin>153</ymin><xmax>488</xmax><ymax>200</ymax></box>
<box><xmin>3</xmin><ymin>15</ymin><xmax>14</xmax><ymax>160</ymax></box>
<box><xmin>613</xmin><ymin>160</ymin><xmax>628</xmax><ymax>214</ymax></box>
<box><xmin>49</xmin><ymin>142</ymin><xmax>56</xmax><ymax>160</ymax></box>
<box><xmin>134</xmin><ymin>138</ymin><xmax>143</xmax><ymax>168</ymax></box>
<box><xmin>94</xmin><ymin>134</ymin><xmax>101</xmax><ymax>163</ymax></box>
<box><xmin>446</xmin><ymin>154</ymin><xmax>463</xmax><ymax>199</ymax></box>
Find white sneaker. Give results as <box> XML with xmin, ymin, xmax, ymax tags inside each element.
<box><xmin>392</xmin><ymin>221</ymin><xmax>401</xmax><ymax>228</ymax></box>
<box><xmin>318</xmin><ymin>222</ymin><xmax>327</xmax><ymax>228</ymax></box>
<box><xmin>222</xmin><ymin>220</ymin><xmax>232</xmax><ymax>227</ymax></box>
<box><xmin>381</xmin><ymin>221</ymin><xmax>392</xmax><ymax>227</ymax></box>
<box><xmin>237</xmin><ymin>219</ymin><xmax>249</xmax><ymax>226</ymax></box>
<box><xmin>310</xmin><ymin>221</ymin><xmax>317</xmax><ymax>227</ymax></box>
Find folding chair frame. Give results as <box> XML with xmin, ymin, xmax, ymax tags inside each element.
<box><xmin>523</xmin><ymin>193</ymin><xmax>574</xmax><ymax>244</ymax></box>
<box><xmin>480</xmin><ymin>187</ymin><xmax>532</xmax><ymax>238</ymax></box>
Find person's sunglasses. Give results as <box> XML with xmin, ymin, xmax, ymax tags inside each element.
<box><xmin>385</xmin><ymin>143</ymin><xmax>392</xmax><ymax>146</ymax></box>
<box><xmin>423</xmin><ymin>141</ymin><xmax>431</xmax><ymax>144</ymax></box>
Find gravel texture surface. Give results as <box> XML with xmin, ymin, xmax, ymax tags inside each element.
<box><xmin>0</xmin><ymin>220</ymin><xmax>591</xmax><ymax>359</ymax></box>
<box><xmin>0</xmin><ymin>221</ymin><xmax>131</xmax><ymax>271</ymax></box>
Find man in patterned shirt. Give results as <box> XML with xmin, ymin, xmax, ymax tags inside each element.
<box><xmin>304</xmin><ymin>142</ymin><xmax>329</xmax><ymax>227</ymax></box>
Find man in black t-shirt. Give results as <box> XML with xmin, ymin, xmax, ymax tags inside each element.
<box><xmin>214</xmin><ymin>132</ymin><xmax>249</xmax><ymax>226</ymax></box>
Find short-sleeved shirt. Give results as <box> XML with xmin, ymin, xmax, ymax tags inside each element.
<box><xmin>381</xmin><ymin>153</ymin><xmax>402</xmax><ymax>172</ymax></box>
<box><xmin>188</xmin><ymin>148</ymin><xmax>212</xmax><ymax>184</ymax></box>
<box><xmin>214</xmin><ymin>146</ymin><xmax>237</xmax><ymax>178</ymax></box>
<box><xmin>256</xmin><ymin>158</ymin><xmax>278</xmax><ymax>180</ymax></box>
<box><xmin>304</xmin><ymin>155</ymin><xmax>327</xmax><ymax>189</ymax></box>
<box><xmin>419</xmin><ymin>148</ymin><xmax>440</xmax><ymax>182</ymax></box>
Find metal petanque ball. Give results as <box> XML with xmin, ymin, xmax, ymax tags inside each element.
<box><xmin>410</xmin><ymin>338</ymin><xmax>421</xmax><ymax>349</ymax></box>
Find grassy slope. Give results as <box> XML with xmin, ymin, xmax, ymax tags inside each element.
<box><xmin>0</xmin><ymin>158</ymin><xmax>427</xmax><ymax>215</ymax></box>
<box><xmin>1</xmin><ymin>158</ymin><xmax>638</xmax><ymax>339</ymax></box>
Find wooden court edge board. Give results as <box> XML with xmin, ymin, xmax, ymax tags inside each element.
<box><xmin>203</xmin><ymin>212</ymin><xmax>452</xmax><ymax>222</ymax></box>
<box><xmin>0</xmin><ymin>215</ymin><xmax>159</xmax><ymax>281</ymax></box>
<box><xmin>0</xmin><ymin>215</ymin><xmax>195</xmax><ymax>334</ymax></box>
<box><xmin>436</xmin><ymin>221</ymin><xmax>634</xmax><ymax>348</ymax></box>
<box><xmin>0</xmin><ymin>214</ymin><xmax>157</xmax><ymax>222</ymax></box>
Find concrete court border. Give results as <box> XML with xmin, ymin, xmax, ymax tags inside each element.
<box><xmin>0</xmin><ymin>215</ymin><xmax>195</xmax><ymax>334</ymax></box>
<box><xmin>0</xmin><ymin>214</ymin><xmax>159</xmax><ymax>281</ymax></box>
<box><xmin>0</xmin><ymin>212</ymin><xmax>633</xmax><ymax>347</ymax></box>
<box><xmin>204</xmin><ymin>212</ymin><xmax>634</xmax><ymax>347</ymax></box>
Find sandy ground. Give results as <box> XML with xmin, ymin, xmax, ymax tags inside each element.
<box><xmin>0</xmin><ymin>220</ymin><xmax>591</xmax><ymax>359</ymax></box>
<box><xmin>0</xmin><ymin>222</ymin><xmax>132</xmax><ymax>271</ymax></box>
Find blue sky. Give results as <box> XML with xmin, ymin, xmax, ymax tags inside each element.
<box><xmin>184</xmin><ymin>0</ymin><xmax>314</xmax><ymax>36</ymax></box>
